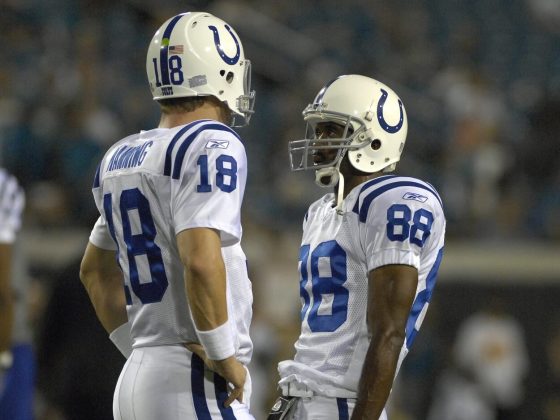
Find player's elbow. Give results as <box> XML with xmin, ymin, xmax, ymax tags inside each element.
<box><xmin>79</xmin><ymin>254</ymin><xmax>99</xmax><ymax>292</ymax></box>
<box><xmin>376</xmin><ymin>324</ymin><xmax>406</xmax><ymax>350</ymax></box>
<box><xmin>79</xmin><ymin>249</ymin><xmax>103</xmax><ymax>281</ymax></box>
<box><xmin>0</xmin><ymin>288</ymin><xmax>13</xmax><ymax>305</ymax></box>
<box><xmin>79</xmin><ymin>258</ymin><xmax>91</xmax><ymax>287</ymax></box>
<box><xmin>0</xmin><ymin>292</ymin><xmax>13</xmax><ymax>322</ymax></box>
<box><xmin>185</xmin><ymin>253</ymin><xmax>223</xmax><ymax>279</ymax></box>
<box><xmin>101</xmin><ymin>285</ymin><xmax>127</xmax><ymax>314</ymax></box>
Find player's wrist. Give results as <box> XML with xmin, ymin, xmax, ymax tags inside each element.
<box><xmin>195</xmin><ymin>319</ymin><xmax>235</xmax><ymax>361</ymax></box>
<box><xmin>0</xmin><ymin>350</ymin><xmax>13</xmax><ymax>370</ymax></box>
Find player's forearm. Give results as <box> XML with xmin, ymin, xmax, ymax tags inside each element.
<box><xmin>0</xmin><ymin>297</ymin><xmax>14</xmax><ymax>352</ymax></box>
<box><xmin>185</xmin><ymin>259</ymin><xmax>228</xmax><ymax>331</ymax></box>
<box><xmin>0</xmin><ymin>244</ymin><xmax>14</xmax><ymax>352</ymax></box>
<box><xmin>91</xmin><ymin>286</ymin><xmax>128</xmax><ymax>333</ymax></box>
<box><xmin>80</xmin><ymin>243</ymin><xmax>128</xmax><ymax>333</ymax></box>
<box><xmin>80</xmin><ymin>270</ymin><xmax>127</xmax><ymax>333</ymax></box>
<box><xmin>178</xmin><ymin>228</ymin><xmax>234</xmax><ymax>361</ymax></box>
<box><xmin>351</xmin><ymin>330</ymin><xmax>404</xmax><ymax>420</ymax></box>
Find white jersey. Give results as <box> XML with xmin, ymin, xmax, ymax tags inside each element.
<box><xmin>88</xmin><ymin>119</ymin><xmax>252</xmax><ymax>362</ymax></box>
<box><xmin>0</xmin><ymin>169</ymin><xmax>30</xmax><ymax>345</ymax></box>
<box><xmin>279</xmin><ymin>175</ymin><xmax>445</xmax><ymax>398</ymax></box>
<box><xmin>0</xmin><ymin>169</ymin><xmax>24</xmax><ymax>244</ymax></box>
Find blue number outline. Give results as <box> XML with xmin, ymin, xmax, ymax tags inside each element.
<box><xmin>151</xmin><ymin>56</ymin><xmax>184</xmax><ymax>87</ymax></box>
<box><xmin>299</xmin><ymin>240</ymin><xmax>349</xmax><ymax>333</ymax></box>
<box><xmin>410</xmin><ymin>208</ymin><xmax>434</xmax><ymax>247</ymax></box>
<box><xmin>299</xmin><ymin>244</ymin><xmax>311</xmax><ymax>322</ymax></box>
<box><xmin>196</xmin><ymin>155</ymin><xmax>212</xmax><ymax>192</ymax></box>
<box><xmin>104</xmin><ymin>194</ymin><xmax>132</xmax><ymax>305</ymax></box>
<box><xmin>105</xmin><ymin>188</ymin><xmax>169</xmax><ymax>304</ymax></box>
<box><xmin>387</xmin><ymin>204</ymin><xmax>411</xmax><ymax>242</ymax></box>
<box><xmin>195</xmin><ymin>154</ymin><xmax>238</xmax><ymax>193</ymax></box>
<box><xmin>168</xmin><ymin>55</ymin><xmax>184</xmax><ymax>85</ymax></box>
<box><xmin>216</xmin><ymin>154</ymin><xmax>237</xmax><ymax>192</ymax></box>
<box><xmin>386</xmin><ymin>204</ymin><xmax>434</xmax><ymax>248</ymax></box>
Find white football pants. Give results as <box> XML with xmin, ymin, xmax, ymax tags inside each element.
<box><xmin>289</xmin><ymin>395</ymin><xmax>387</xmax><ymax>420</ymax></box>
<box><xmin>113</xmin><ymin>345</ymin><xmax>254</xmax><ymax>420</ymax></box>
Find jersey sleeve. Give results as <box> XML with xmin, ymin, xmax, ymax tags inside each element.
<box><xmin>91</xmin><ymin>160</ymin><xmax>106</xmax><ymax>217</ymax></box>
<box><xmin>359</xmin><ymin>185</ymin><xmax>445</xmax><ymax>273</ymax></box>
<box><xmin>170</xmin><ymin>130</ymin><xmax>247</xmax><ymax>246</ymax></box>
<box><xmin>88</xmin><ymin>157</ymin><xmax>118</xmax><ymax>251</ymax></box>
<box><xmin>0</xmin><ymin>169</ymin><xmax>25</xmax><ymax>244</ymax></box>
<box><xmin>89</xmin><ymin>215</ymin><xmax>118</xmax><ymax>250</ymax></box>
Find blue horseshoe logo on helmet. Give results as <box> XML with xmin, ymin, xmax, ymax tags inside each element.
<box><xmin>208</xmin><ymin>25</ymin><xmax>240</xmax><ymax>65</ymax></box>
<box><xmin>377</xmin><ymin>88</ymin><xmax>405</xmax><ymax>133</ymax></box>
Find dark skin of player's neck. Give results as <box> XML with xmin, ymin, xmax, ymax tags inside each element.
<box><xmin>158</xmin><ymin>100</ymin><xmax>231</xmax><ymax>129</ymax></box>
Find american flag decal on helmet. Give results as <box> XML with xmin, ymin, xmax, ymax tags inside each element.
<box><xmin>169</xmin><ymin>45</ymin><xmax>184</xmax><ymax>54</ymax></box>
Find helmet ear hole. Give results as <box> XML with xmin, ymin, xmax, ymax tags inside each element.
<box><xmin>371</xmin><ymin>139</ymin><xmax>382</xmax><ymax>150</ymax></box>
<box><xmin>219</xmin><ymin>70</ymin><xmax>234</xmax><ymax>84</ymax></box>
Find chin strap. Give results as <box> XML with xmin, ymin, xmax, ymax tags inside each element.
<box><xmin>335</xmin><ymin>171</ymin><xmax>345</xmax><ymax>215</ymax></box>
<box><xmin>315</xmin><ymin>149</ymin><xmax>348</xmax><ymax>214</ymax></box>
<box><xmin>314</xmin><ymin>166</ymin><xmax>345</xmax><ymax>215</ymax></box>
<box><xmin>314</xmin><ymin>167</ymin><xmax>338</xmax><ymax>187</ymax></box>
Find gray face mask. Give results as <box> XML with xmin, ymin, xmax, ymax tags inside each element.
<box><xmin>288</xmin><ymin>111</ymin><xmax>365</xmax><ymax>174</ymax></box>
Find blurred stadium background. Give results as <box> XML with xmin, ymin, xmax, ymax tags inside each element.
<box><xmin>1</xmin><ymin>0</ymin><xmax>559</xmax><ymax>419</ymax></box>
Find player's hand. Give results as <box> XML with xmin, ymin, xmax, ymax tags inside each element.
<box><xmin>185</xmin><ymin>343</ymin><xmax>246</xmax><ymax>407</ymax></box>
<box><xmin>0</xmin><ymin>351</ymin><xmax>13</xmax><ymax>395</ymax></box>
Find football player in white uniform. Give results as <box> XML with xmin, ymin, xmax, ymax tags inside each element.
<box><xmin>79</xmin><ymin>12</ymin><xmax>256</xmax><ymax>420</ymax></box>
<box><xmin>0</xmin><ymin>168</ymin><xmax>32</xmax><ymax>420</ymax></box>
<box><xmin>269</xmin><ymin>75</ymin><xmax>445</xmax><ymax>420</ymax></box>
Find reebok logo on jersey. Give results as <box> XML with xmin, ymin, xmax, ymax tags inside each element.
<box><xmin>403</xmin><ymin>192</ymin><xmax>428</xmax><ymax>202</ymax></box>
<box><xmin>205</xmin><ymin>140</ymin><xmax>230</xmax><ymax>149</ymax></box>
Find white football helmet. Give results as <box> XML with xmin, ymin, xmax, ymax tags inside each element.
<box><xmin>146</xmin><ymin>12</ymin><xmax>255</xmax><ymax>127</ymax></box>
<box><xmin>289</xmin><ymin>74</ymin><xmax>408</xmax><ymax>186</ymax></box>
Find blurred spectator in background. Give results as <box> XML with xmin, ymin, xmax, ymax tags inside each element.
<box><xmin>526</xmin><ymin>0</ymin><xmax>560</xmax><ymax>34</ymax></box>
<box><xmin>0</xmin><ymin>169</ymin><xmax>33</xmax><ymax>420</ymax></box>
<box><xmin>542</xmin><ymin>313</ymin><xmax>560</xmax><ymax>420</ymax></box>
<box><xmin>518</xmin><ymin>97</ymin><xmax>560</xmax><ymax>240</ymax></box>
<box><xmin>432</xmin><ymin>66</ymin><xmax>510</xmax><ymax>239</ymax></box>
<box><xmin>427</xmin><ymin>366</ymin><xmax>496</xmax><ymax>420</ymax></box>
<box><xmin>248</xmin><ymin>304</ymin><xmax>282</xmax><ymax>419</ymax></box>
<box><xmin>428</xmin><ymin>303</ymin><xmax>529</xmax><ymax>420</ymax></box>
<box><xmin>35</xmin><ymin>258</ymin><xmax>124</xmax><ymax>420</ymax></box>
<box><xmin>389</xmin><ymin>303</ymin><xmax>443</xmax><ymax>419</ymax></box>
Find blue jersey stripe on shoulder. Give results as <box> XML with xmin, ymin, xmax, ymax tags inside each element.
<box><xmin>92</xmin><ymin>163</ymin><xmax>101</xmax><ymax>188</ymax></box>
<box><xmin>163</xmin><ymin>120</ymin><xmax>211</xmax><ymax>176</ymax></box>
<box><xmin>171</xmin><ymin>123</ymin><xmax>241</xmax><ymax>180</ymax></box>
<box><xmin>358</xmin><ymin>180</ymin><xmax>443</xmax><ymax>223</ymax></box>
<box><xmin>351</xmin><ymin>175</ymin><xmax>398</xmax><ymax>214</ymax></box>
